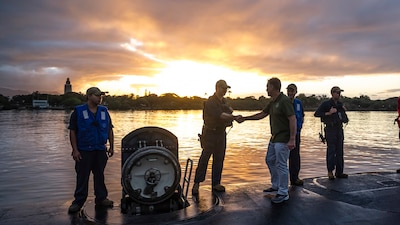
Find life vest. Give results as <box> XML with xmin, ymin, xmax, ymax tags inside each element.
<box><xmin>293</xmin><ymin>98</ymin><xmax>304</xmax><ymax>133</ymax></box>
<box><xmin>75</xmin><ymin>104</ymin><xmax>110</xmax><ymax>151</ymax></box>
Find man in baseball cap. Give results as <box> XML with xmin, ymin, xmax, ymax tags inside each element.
<box><xmin>86</xmin><ymin>87</ymin><xmax>106</xmax><ymax>96</ymax></box>
<box><xmin>286</xmin><ymin>83</ymin><xmax>304</xmax><ymax>186</ymax></box>
<box><xmin>286</xmin><ymin>83</ymin><xmax>297</xmax><ymax>92</ymax></box>
<box><xmin>68</xmin><ymin>86</ymin><xmax>114</xmax><ymax>213</ymax></box>
<box><xmin>331</xmin><ymin>86</ymin><xmax>344</xmax><ymax>94</ymax></box>
<box><xmin>192</xmin><ymin>79</ymin><xmax>239</xmax><ymax>195</ymax></box>
<box><xmin>314</xmin><ymin>85</ymin><xmax>349</xmax><ymax>180</ymax></box>
<box><xmin>215</xmin><ymin>79</ymin><xmax>231</xmax><ymax>89</ymax></box>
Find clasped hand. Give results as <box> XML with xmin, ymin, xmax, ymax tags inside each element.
<box><xmin>233</xmin><ymin>115</ymin><xmax>244</xmax><ymax>123</ymax></box>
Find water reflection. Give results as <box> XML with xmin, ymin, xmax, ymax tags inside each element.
<box><xmin>0</xmin><ymin>110</ymin><xmax>399</xmax><ymax>208</ymax></box>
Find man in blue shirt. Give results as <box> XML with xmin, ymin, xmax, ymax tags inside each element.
<box><xmin>68</xmin><ymin>87</ymin><xmax>114</xmax><ymax>213</ymax></box>
<box><xmin>286</xmin><ymin>84</ymin><xmax>304</xmax><ymax>186</ymax></box>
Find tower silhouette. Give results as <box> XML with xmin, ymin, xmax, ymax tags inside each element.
<box><xmin>64</xmin><ymin>78</ymin><xmax>72</xmax><ymax>94</ymax></box>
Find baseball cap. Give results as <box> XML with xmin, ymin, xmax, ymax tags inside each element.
<box><xmin>331</xmin><ymin>86</ymin><xmax>344</xmax><ymax>93</ymax></box>
<box><xmin>86</xmin><ymin>87</ymin><xmax>105</xmax><ymax>96</ymax></box>
<box><xmin>216</xmin><ymin>80</ymin><xmax>231</xmax><ymax>89</ymax></box>
<box><xmin>286</xmin><ymin>83</ymin><xmax>297</xmax><ymax>91</ymax></box>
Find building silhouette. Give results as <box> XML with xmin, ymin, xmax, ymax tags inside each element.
<box><xmin>32</xmin><ymin>99</ymin><xmax>49</xmax><ymax>109</ymax></box>
<box><xmin>64</xmin><ymin>78</ymin><xmax>72</xmax><ymax>94</ymax></box>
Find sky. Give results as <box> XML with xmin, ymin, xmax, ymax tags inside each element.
<box><xmin>1</xmin><ymin>0</ymin><xmax>400</xmax><ymax>100</ymax></box>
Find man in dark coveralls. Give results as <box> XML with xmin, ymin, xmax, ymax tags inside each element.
<box><xmin>192</xmin><ymin>80</ymin><xmax>241</xmax><ymax>194</ymax></box>
<box><xmin>314</xmin><ymin>86</ymin><xmax>349</xmax><ymax>180</ymax></box>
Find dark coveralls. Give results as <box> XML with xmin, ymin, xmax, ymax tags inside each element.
<box><xmin>194</xmin><ymin>94</ymin><xmax>232</xmax><ymax>186</ymax></box>
<box><xmin>68</xmin><ymin>104</ymin><xmax>112</xmax><ymax>206</ymax></box>
<box><xmin>289</xmin><ymin>98</ymin><xmax>304</xmax><ymax>183</ymax></box>
<box><xmin>314</xmin><ymin>99</ymin><xmax>349</xmax><ymax>176</ymax></box>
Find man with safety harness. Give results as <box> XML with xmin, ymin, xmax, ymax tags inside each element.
<box><xmin>192</xmin><ymin>80</ymin><xmax>241</xmax><ymax>195</ymax></box>
<box><xmin>314</xmin><ymin>86</ymin><xmax>349</xmax><ymax>180</ymax></box>
<box><xmin>68</xmin><ymin>87</ymin><xmax>114</xmax><ymax>213</ymax></box>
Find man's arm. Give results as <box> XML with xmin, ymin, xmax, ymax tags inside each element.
<box><xmin>220</xmin><ymin>112</ymin><xmax>240</xmax><ymax>121</ymax></box>
<box><xmin>70</xmin><ymin>129</ymin><xmax>82</xmax><ymax>162</ymax></box>
<box><xmin>314</xmin><ymin>104</ymin><xmax>325</xmax><ymax>117</ymax></box>
<box><xmin>107</xmin><ymin>127</ymin><xmax>114</xmax><ymax>157</ymax></box>
<box><xmin>314</xmin><ymin>101</ymin><xmax>334</xmax><ymax>118</ymax></box>
<box><xmin>237</xmin><ymin>111</ymin><xmax>268</xmax><ymax>123</ymax></box>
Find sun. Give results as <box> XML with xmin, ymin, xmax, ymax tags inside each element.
<box><xmin>153</xmin><ymin>60</ymin><xmax>234</xmax><ymax>97</ymax></box>
<box><xmin>94</xmin><ymin>60</ymin><xmax>267</xmax><ymax>98</ymax></box>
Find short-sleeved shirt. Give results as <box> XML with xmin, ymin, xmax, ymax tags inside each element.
<box><xmin>262</xmin><ymin>92</ymin><xmax>295</xmax><ymax>143</ymax></box>
<box><xmin>203</xmin><ymin>94</ymin><xmax>231</xmax><ymax>131</ymax></box>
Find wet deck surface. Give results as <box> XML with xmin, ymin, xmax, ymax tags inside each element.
<box><xmin>1</xmin><ymin>172</ymin><xmax>399</xmax><ymax>225</ymax></box>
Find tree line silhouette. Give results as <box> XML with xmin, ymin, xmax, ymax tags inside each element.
<box><xmin>0</xmin><ymin>92</ymin><xmax>398</xmax><ymax>111</ymax></box>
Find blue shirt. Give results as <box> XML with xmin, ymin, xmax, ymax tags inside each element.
<box><xmin>293</xmin><ymin>98</ymin><xmax>304</xmax><ymax>134</ymax></box>
<box><xmin>68</xmin><ymin>104</ymin><xmax>112</xmax><ymax>151</ymax></box>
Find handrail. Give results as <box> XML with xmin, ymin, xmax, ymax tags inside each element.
<box><xmin>181</xmin><ymin>158</ymin><xmax>193</xmax><ymax>207</ymax></box>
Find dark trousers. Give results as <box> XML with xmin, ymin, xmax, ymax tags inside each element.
<box><xmin>194</xmin><ymin>128</ymin><xmax>226</xmax><ymax>186</ymax></box>
<box><xmin>73</xmin><ymin>150</ymin><xmax>108</xmax><ymax>206</ymax></box>
<box><xmin>325</xmin><ymin>127</ymin><xmax>344</xmax><ymax>175</ymax></box>
<box><xmin>289</xmin><ymin>133</ymin><xmax>301</xmax><ymax>183</ymax></box>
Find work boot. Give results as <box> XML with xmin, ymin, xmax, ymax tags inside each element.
<box><xmin>291</xmin><ymin>179</ymin><xmax>304</xmax><ymax>186</ymax></box>
<box><xmin>96</xmin><ymin>198</ymin><xmax>113</xmax><ymax>207</ymax></box>
<box><xmin>336</xmin><ymin>173</ymin><xmax>348</xmax><ymax>178</ymax></box>
<box><xmin>263</xmin><ymin>187</ymin><xmax>278</xmax><ymax>193</ymax></box>
<box><xmin>328</xmin><ymin>171</ymin><xmax>335</xmax><ymax>180</ymax></box>
<box><xmin>212</xmin><ymin>184</ymin><xmax>225</xmax><ymax>192</ymax></box>
<box><xmin>192</xmin><ymin>183</ymin><xmax>199</xmax><ymax>195</ymax></box>
<box><xmin>68</xmin><ymin>203</ymin><xmax>82</xmax><ymax>214</ymax></box>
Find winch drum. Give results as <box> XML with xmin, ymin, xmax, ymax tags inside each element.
<box><xmin>121</xmin><ymin>145</ymin><xmax>181</xmax><ymax>205</ymax></box>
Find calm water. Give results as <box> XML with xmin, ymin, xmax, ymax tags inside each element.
<box><xmin>0</xmin><ymin>110</ymin><xmax>399</xmax><ymax>207</ymax></box>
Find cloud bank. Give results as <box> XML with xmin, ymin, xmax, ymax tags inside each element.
<box><xmin>1</xmin><ymin>0</ymin><xmax>399</xmax><ymax>97</ymax></box>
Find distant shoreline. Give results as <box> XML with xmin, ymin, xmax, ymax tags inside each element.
<box><xmin>2</xmin><ymin>92</ymin><xmax>397</xmax><ymax>111</ymax></box>
<box><xmin>0</xmin><ymin>107</ymin><xmax>397</xmax><ymax>113</ymax></box>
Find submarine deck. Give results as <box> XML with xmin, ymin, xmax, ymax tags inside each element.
<box><xmin>1</xmin><ymin>171</ymin><xmax>399</xmax><ymax>225</ymax></box>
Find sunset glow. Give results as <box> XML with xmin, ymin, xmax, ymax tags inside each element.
<box><xmin>1</xmin><ymin>1</ymin><xmax>400</xmax><ymax>100</ymax></box>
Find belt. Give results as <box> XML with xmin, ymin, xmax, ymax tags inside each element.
<box><xmin>324</xmin><ymin>123</ymin><xmax>342</xmax><ymax>128</ymax></box>
<box><xmin>203</xmin><ymin>124</ymin><xmax>224</xmax><ymax>132</ymax></box>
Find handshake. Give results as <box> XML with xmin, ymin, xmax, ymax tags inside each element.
<box><xmin>233</xmin><ymin>115</ymin><xmax>245</xmax><ymax>123</ymax></box>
